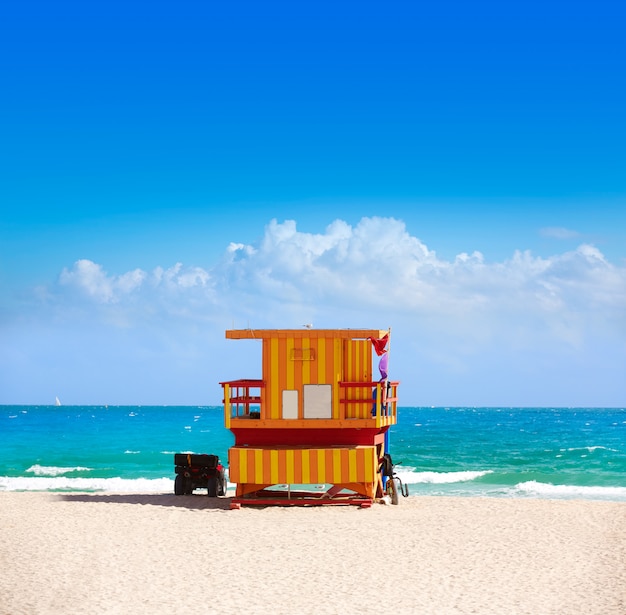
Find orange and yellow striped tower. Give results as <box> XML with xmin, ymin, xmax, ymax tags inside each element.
<box><xmin>220</xmin><ymin>328</ymin><xmax>399</xmax><ymax>507</ymax></box>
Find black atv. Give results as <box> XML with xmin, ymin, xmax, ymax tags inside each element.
<box><xmin>174</xmin><ymin>454</ymin><xmax>227</xmax><ymax>497</ymax></box>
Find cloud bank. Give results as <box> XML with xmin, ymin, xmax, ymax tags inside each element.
<box><xmin>52</xmin><ymin>217</ymin><xmax>625</xmax><ymax>335</ymax></box>
<box><xmin>5</xmin><ymin>217</ymin><xmax>625</xmax><ymax>406</ymax></box>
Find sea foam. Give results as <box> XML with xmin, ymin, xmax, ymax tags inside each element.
<box><xmin>515</xmin><ymin>480</ymin><xmax>626</xmax><ymax>501</ymax></box>
<box><xmin>26</xmin><ymin>465</ymin><xmax>92</xmax><ymax>477</ymax></box>
<box><xmin>395</xmin><ymin>468</ymin><xmax>493</xmax><ymax>484</ymax></box>
<box><xmin>0</xmin><ymin>476</ymin><xmax>175</xmax><ymax>493</ymax></box>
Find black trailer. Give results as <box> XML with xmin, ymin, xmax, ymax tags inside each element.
<box><xmin>174</xmin><ymin>454</ymin><xmax>227</xmax><ymax>497</ymax></box>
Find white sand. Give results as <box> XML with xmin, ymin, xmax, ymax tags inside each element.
<box><xmin>0</xmin><ymin>493</ymin><xmax>624</xmax><ymax>615</ymax></box>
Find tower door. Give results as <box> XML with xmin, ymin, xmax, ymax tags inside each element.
<box><xmin>303</xmin><ymin>384</ymin><xmax>332</xmax><ymax>419</ymax></box>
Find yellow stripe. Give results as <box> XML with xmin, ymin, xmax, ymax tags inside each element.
<box><xmin>364</xmin><ymin>447</ymin><xmax>374</xmax><ymax>481</ymax></box>
<box><xmin>332</xmin><ymin>449</ymin><xmax>342</xmax><ymax>483</ymax></box>
<box><xmin>223</xmin><ymin>384</ymin><xmax>230</xmax><ymax>429</ymax></box>
<box><xmin>270</xmin><ymin>338</ymin><xmax>280</xmax><ymax>419</ymax></box>
<box><xmin>239</xmin><ymin>449</ymin><xmax>247</xmax><ymax>483</ymax></box>
<box><xmin>346</xmin><ymin>340</ymin><xmax>352</xmax><ymax>379</ymax></box>
<box><xmin>334</xmin><ymin>338</ymin><xmax>341</xmax><ymax>419</ymax></box>
<box><xmin>348</xmin><ymin>449</ymin><xmax>358</xmax><ymax>482</ymax></box>
<box><xmin>286</xmin><ymin>337</ymin><xmax>295</xmax><ymax>390</ymax></box>
<box><xmin>317</xmin><ymin>448</ymin><xmax>325</xmax><ymax>483</ymax></box>
<box><xmin>270</xmin><ymin>449</ymin><xmax>279</xmax><ymax>484</ymax></box>
<box><xmin>302</xmin><ymin>337</ymin><xmax>310</xmax><ymax>385</ymax></box>
<box><xmin>360</xmin><ymin>448</ymin><xmax>367</xmax><ymax>481</ymax></box>
<box><xmin>301</xmin><ymin>449</ymin><xmax>310</xmax><ymax>483</ymax></box>
<box><xmin>317</xmin><ymin>337</ymin><xmax>325</xmax><ymax>385</ymax></box>
<box><xmin>254</xmin><ymin>449</ymin><xmax>263</xmax><ymax>484</ymax></box>
<box><xmin>286</xmin><ymin>450</ymin><xmax>295</xmax><ymax>483</ymax></box>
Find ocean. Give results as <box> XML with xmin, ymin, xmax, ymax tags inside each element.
<box><xmin>1</xmin><ymin>405</ymin><xmax>625</xmax><ymax>501</ymax></box>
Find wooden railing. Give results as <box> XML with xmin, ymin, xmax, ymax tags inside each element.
<box><xmin>222</xmin><ymin>379</ymin><xmax>399</xmax><ymax>428</ymax></box>
<box><xmin>339</xmin><ymin>380</ymin><xmax>399</xmax><ymax>426</ymax></box>
<box><xmin>221</xmin><ymin>379</ymin><xmax>264</xmax><ymax>428</ymax></box>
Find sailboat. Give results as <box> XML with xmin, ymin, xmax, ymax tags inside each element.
<box><xmin>55</xmin><ymin>396</ymin><xmax>61</xmax><ymax>407</ymax></box>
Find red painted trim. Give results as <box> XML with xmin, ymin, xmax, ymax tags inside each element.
<box><xmin>231</xmin><ymin>427</ymin><xmax>390</xmax><ymax>446</ymax></box>
<box><xmin>231</xmin><ymin>495</ymin><xmax>373</xmax><ymax>508</ymax></box>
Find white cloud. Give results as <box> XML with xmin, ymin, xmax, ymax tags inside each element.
<box><xmin>52</xmin><ymin>219</ymin><xmax>625</xmax><ymax>331</ymax></box>
<box><xmin>217</xmin><ymin>219</ymin><xmax>624</xmax><ymax>321</ymax></box>
<box><xmin>59</xmin><ymin>260</ymin><xmax>213</xmax><ymax>305</ymax></box>
<box><xmin>117</xmin><ymin>268</ymin><xmax>147</xmax><ymax>294</ymax></box>
<box><xmin>60</xmin><ymin>260</ymin><xmax>120</xmax><ymax>303</ymax></box>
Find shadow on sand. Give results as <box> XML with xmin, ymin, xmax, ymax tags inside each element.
<box><xmin>58</xmin><ymin>492</ymin><xmax>233</xmax><ymax>511</ymax></box>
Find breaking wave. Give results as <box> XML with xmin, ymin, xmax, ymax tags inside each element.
<box><xmin>0</xmin><ymin>476</ymin><xmax>174</xmax><ymax>493</ymax></box>
<box><xmin>26</xmin><ymin>465</ymin><xmax>92</xmax><ymax>477</ymax></box>
<box><xmin>514</xmin><ymin>481</ymin><xmax>626</xmax><ymax>501</ymax></box>
<box><xmin>395</xmin><ymin>468</ymin><xmax>493</xmax><ymax>484</ymax></box>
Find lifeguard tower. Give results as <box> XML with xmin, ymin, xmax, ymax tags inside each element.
<box><xmin>220</xmin><ymin>328</ymin><xmax>400</xmax><ymax>508</ymax></box>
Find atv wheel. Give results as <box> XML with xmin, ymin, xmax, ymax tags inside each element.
<box><xmin>207</xmin><ymin>476</ymin><xmax>219</xmax><ymax>497</ymax></box>
<box><xmin>174</xmin><ymin>474</ymin><xmax>185</xmax><ymax>496</ymax></box>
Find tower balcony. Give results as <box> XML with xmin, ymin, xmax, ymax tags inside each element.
<box><xmin>221</xmin><ymin>378</ymin><xmax>399</xmax><ymax>432</ymax></box>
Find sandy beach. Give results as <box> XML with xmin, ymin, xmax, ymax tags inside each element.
<box><xmin>0</xmin><ymin>493</ymin><xmax>624</xmax><ymax>615</ymax></box>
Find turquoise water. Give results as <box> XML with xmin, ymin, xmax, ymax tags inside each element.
<box><xmin>1</xmin><ymin>406</ymin><xmax>625</xmax><ymax>501</ymax></box>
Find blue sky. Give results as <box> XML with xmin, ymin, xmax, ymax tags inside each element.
<box><xmin>1</xmin><ymin>1</ymin><xmax>625</xmax><ymax>406</ymax></box>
